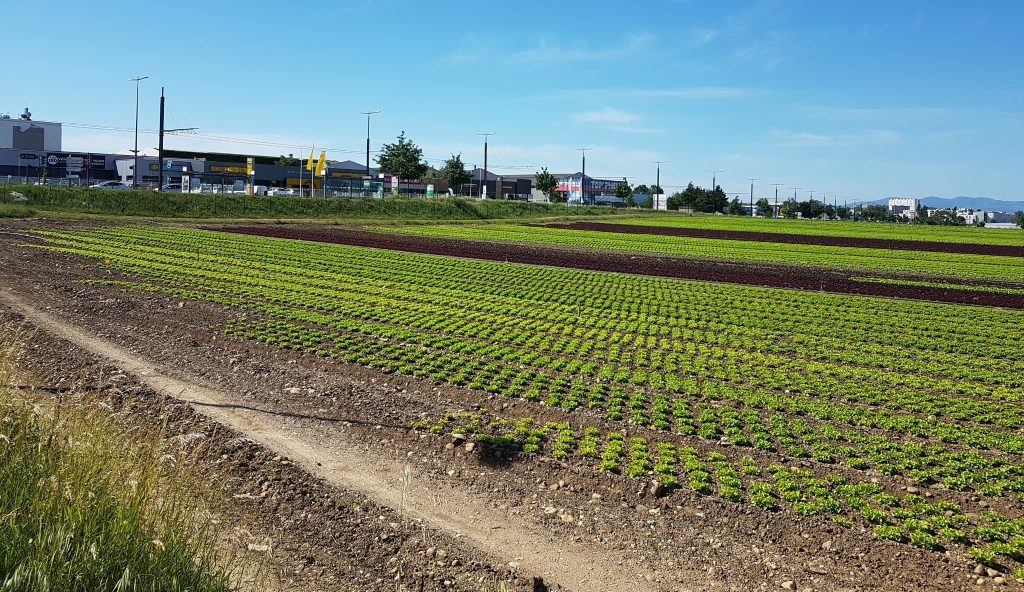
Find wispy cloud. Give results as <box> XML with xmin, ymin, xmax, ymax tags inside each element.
<box><xmin>689</xmin><ymin>27</ymin><xmax>719</xmax><ymax>47</ymax></box>
<box><xmin>570</xmin><ymin>108</ymin><xmax>663</xmax><ymax>134</ymax></box>
<box><xmin>444</xmin><ymin>33</ymin><xmax>656</xmax><ymax>66</ymax></box>
<box><xmin>572</xmin><ymin>109</ymin><xmax>639</xmax><ymax>126</ymax></box>
<box><xmin>768</xmin><ymin>129</ymin><xmax>903</xmax><ymax>148</ymax></box>
<box><xmin>507</xmin><ymin>33</ymin><xmax>655</xmax><ymax>64</ymax></box>
<box><xmin>540</xmin><ymin>86</ymin><xmax>761</xmax><ymax>101</ymax></box>
<box><xmin>608</xmin><ymin>126</ymin><xmax>663</xmax><ymax>134</ymax></box>
<box><xmin>802</xmin><ymin>106</ymin><xmax>955</xmax><ymax>121</ymax></box>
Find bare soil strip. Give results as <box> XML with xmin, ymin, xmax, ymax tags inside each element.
<box><xmin>0</xmin><ymin>289</ymin><xmax>661</xmax><ymax>592</ymax></box>
<box><xmin>213</xmin><ymin>226</ymin><xmax>1024</xmax><ymax>309</ymax></box>
<box><xmin>540</xmin><ymin>221</ymin><xmax>1024</xmax><ymax>257</ymax></box>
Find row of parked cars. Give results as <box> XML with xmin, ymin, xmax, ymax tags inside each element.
<box><xmin>89</xmin><ymin>181</ymin><xmax>280</xmax><ymax>195</ymax></box>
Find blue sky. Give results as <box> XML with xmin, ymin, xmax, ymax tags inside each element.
<box><xmin>5</xmin><ymin>0</ymin><xmax>1022</xmax><ymax>201</ymax></box>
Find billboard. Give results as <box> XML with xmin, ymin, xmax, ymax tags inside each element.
<box><xmin>44</xmin><ymin>152</ymin><xmax>107</xmax><ymax>173</ymax></box>
<box><xmin>557</xmin><ymin>175</ymin><xmax>620</xmax><ymax>202</ymax></box>
<box><xmin>0</xmin><ymin>119</ymin><xmax>62</xmax><ymax>151</ymax></box>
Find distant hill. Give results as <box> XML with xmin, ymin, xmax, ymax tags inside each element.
<box><xmin>859</xmin><ymin>196</ymin><xmax>1024</xmax><ymax>212</ymax></box>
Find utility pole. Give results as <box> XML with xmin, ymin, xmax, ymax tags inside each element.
<box><xmin>158</xmin><ymin>87</ymin><xmax>165</xmax><ymax>190</ymax></box>
<box><xmin>708</xmin><ymin>170</ymin><xmax>723</xmax><ymax>212</ymax></box>
<box><xmin>748</xmin><ymin>178</ymin><xmax>758</xmax><ymax>217</ymax></box>
<box><xmin>157</xmin><ymin>87</ymin><xmax>198</xmax><ymax>191</ymax></box>
<box><xmin>770</xmin><ymin>183</ymin><xmax>783</xmax><ymax>218</ymax></box>
<box><xmin>654</xmin><ymin>160</ymin><xmax>665</xmax><ymax>209</ymax></box>
<box><xmin>130</xmin><ymin>75</ymin><xmax>148</xmax><ymax>188</ymax></box>
<box><xmin>360</xmin><ymin>111</ymin><xmax>380</xmax><ymax>179</ymax></box>
<box><xmin>478</xmin><ymin>133</ymin><xmax>494</xmax><ymax>199</ymax></box>
<box><xmin>577</xmin><ymin>147</ymin><xmax>592</xmax><ymax>206</ymax></box>
<box><xmin>708</xmin><ymin>170</ymin><xmax>722</xmax><ymax>192</ymax></box>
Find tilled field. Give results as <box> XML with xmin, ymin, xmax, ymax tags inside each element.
<box><xmin>539</xmin><ymin>221</ymin><xmax>1024</xmax><ymax>257</ymax></box>
<box><xmin>3</xmin><ymin>221</ymin><xmax>1023</xmax><ymax>591</ymax></box>
<box><xmin>216</xmin><ymin>225</ymin><xmax>1024</xmax><ymax>309</ymax></box>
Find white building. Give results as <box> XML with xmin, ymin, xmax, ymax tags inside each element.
<box><xmin>887</xmin><ymin>198</ymin><xmax>920</xmax><ymax>219</ymax></box>
<box><xmin>957</xmin><ymin>208</ymin><xmax>986</xmax><ymax>225</ymax></box>
<box><xmin>0</xmin><ymin>112</ymin><xmax>62</xmax><ymax>151</ymax></box>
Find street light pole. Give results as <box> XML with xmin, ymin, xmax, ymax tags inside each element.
<box><xmin>708</xmin><ymin>170</ymin><xmax>722</xmax><ymax>191</ymax></box>
<box><xmin>748</xmin><ymin>178</ymin><xmax>758</xmax><ymax>217</ymax></box>
<box><xmin>577</xmin><ymin>148</ymin><xmax>592</xmax><ymax>206</ymax></box>
<box><xmin>130</xmin><ymin>75</ymin><xmax>148</xmax><ymax>188</ymax></box>
<box><xmin>478</xmin><ymin>133</ymin><xmax>494</xmax><ymax>199</ymax></box>
<box><xmin>770</xmin><ymin>183</ymin><xmax>783</xmax><ymax>218</ymax></box>
<box><xmin>654</xmin><ymin>160</ymin><xmax>665</xmax><ymax>209</ymax></box>
<box><xmin>708</xmin><ymin>170</ymin><xmax>723</xmax><ymax>212</ymax></box>
<box><xmin>360</xmin><ymin>111</ymin><xmax>380</xmax><ymax>179</ymax></box>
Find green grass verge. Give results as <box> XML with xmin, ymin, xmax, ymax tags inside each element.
<box><xmin>0</xmin><ymin>205</ymin><xmax>37</xmax><ymax>218</ymax></box>
<box><xmin>0</xmin><ymin>328</ymin><xmax>239</xmax><ymax>592</ymax></box>
<box><xmin>0</xmin><ymin>185</ymin><xmax>619</xmax><ymax>221</ymax></box>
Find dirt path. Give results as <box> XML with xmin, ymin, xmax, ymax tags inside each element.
<box><xmin>0</xmin><ymin>288</ymin><xmax>671</xmax><ymax>592</ymax></box>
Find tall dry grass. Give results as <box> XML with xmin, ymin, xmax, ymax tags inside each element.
<box><xmin>0</xmin><ymin>324</ymin><xmax>242</xmax><ymax>592</ymax></box>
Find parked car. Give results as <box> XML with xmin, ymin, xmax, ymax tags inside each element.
<box><xmin>159</xmin><ymin>183</ymin><xmax>182</xmax><ymax>193</ymax></box>
<box><xmin>90</xmin><ymin>181</ymin><xmax>129</xmax><ymax>190</ymax></box>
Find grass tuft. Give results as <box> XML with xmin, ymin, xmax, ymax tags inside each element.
<box><xmin>0</xmin><ymin>325</ymin><xmax>239</xmax><ymax>592</ymax></box>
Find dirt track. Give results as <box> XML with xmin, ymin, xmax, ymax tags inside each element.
<box><xmin>0</xmin><ymin>290</ymin><xmax>649</xmax><ymax>592</ymax></box>
<box><xmin>214</xmin><ymin>225</ymin><xmax>1024</xmax><ymax>309</ymax></box>
<box><xmin>540</xmin><ymin>221</ymin><xmax>1024</xmax><ymax>257</ymax></box>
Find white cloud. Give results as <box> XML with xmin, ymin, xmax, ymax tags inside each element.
<box><xmin>801</xmin><ymin>105</ymin><xmax>954</xmax><ymax>121</ymax></box>
<box><xmin>689</xmin><ymin>27</ymin><xmax>720</xmax><ymax>47</ymax></box>
<box><xmin>445</xmin><ymin>33</ymin><xmax>656</xmax><ymax>66</ymax></box>
<box><xmin>768</xmin><ymin>129</ymin><xmax>902</xmax><ymax>147</ymax></box>
<box><xmin>608</xmin><ymin>126</ymin><xmax>663</xmax><ymax>134</ymax></box>
<box><xmin>507</xmin><ymin>33</ymin><xmax>655</xmax><ymax>65</ymax></box>
<box><xmin>572</xmin><ymin>109</ymin><xmax>640</xmax><ymax>126</ymax></box>
<box><xmin>541</xmin><ymin>86</ymin><xmax>760</xmax><ymax>101</ymax></box>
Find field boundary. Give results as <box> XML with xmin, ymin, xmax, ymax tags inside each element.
<box><xmin>539</xmin><ymin>221</ymin><xmax>1024</xmax><ymax>257</ymax></box>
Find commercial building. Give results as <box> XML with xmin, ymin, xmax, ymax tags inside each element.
<box><xmin>557</xmin><ymin>173</ymin><xmax>621</xmax><ymax>205</ymax></box>
<box><xmin>0</xmin><ymin>110</ymin><xmax>120</xmax><ymax>184</ymax></box>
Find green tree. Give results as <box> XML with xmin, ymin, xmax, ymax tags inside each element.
<box><xmin>438</xmin><ymin>154</ymin><xmax>471</xmax><ymax>191</ymax></box>
<box><xmin>711</xmin><ymin>185</ymin><xmax>727</xmax><ymax>213</ymax></box>
<box><xmin>650</xmin><ymin>185</ymin><xmax>663</xmax><ymax>194</ymax></box>
<box><xmin>667</xmin><ymin>190</ymin><xmax>687</xmax><ymax>211</ymax></box>
<box><xmin>534</xmin><ymin>167</ymin><xmax>559</xmax><ymax>201</ymax></box>
<box><xmin>1015</xmin><ymin>211</ymin><xmax>1024</xmax><ymax>229</ymax></box>
<box><xmin>615</xmin><ymin>180</ymin><xmax>633</xmax><ymax>201</ymax></box>
<box><xmin>274</xmin><ymin>154</ymin><xmax>299</xmax><ymax>166</ymax></box>
<box><xmin>755</xmin><ymin>197</ymin><xmax>772</xmax><ymax>217</ymax></box>
<box><xmin>375</xmin><ymin>131</ymin><xmax>428</xmax><ymax>191</ymax></box>
<box><xmin>726</xmin><ymin>197</ymin><xmax>745</xmax><ymax>215</ymax></box>
<box><xmin>800</xmin><ymin>199</ymin><xmax>826</xmax><ymax>219</ymax></box>
<box><xmin>780</xmin><ymin>199</ymin><xmax>799</xmax><ymax>219</ymax></box>
<box><xmin>634</xmin><ymin>184</ymin><xmax>650</xmax><ymax>195</ymax></box>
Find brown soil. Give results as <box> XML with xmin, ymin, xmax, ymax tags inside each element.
<box><xmin>214</xmin><ymin>225</ymin><xmax>1024</xmax><ymax>309</ymax></box>
<box><xmin>0</xmin><ymin>220</ymin><xmax>997</xmax><ymax>591</ymax></box>
<box><xmin>540</xmin><ymin>221</ymin><xmax>1024</xmax><ymax>257</ymax></box>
